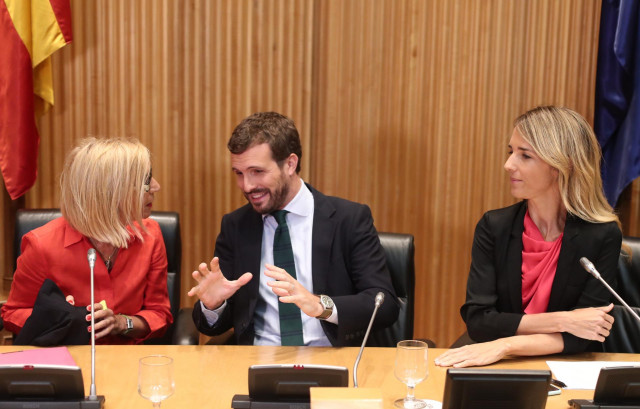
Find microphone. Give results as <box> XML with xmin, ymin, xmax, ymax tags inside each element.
<box><xmin>353</xmin><ymin>292</ymin><xmax>385</xmax><ymax>388</ymax></box>
<box><xmin>579</xmin><ymin>257</ymin><xmax>640</xmax><ymax>323</ymax></box>
<box><xmin>87</xmin><ymin>248</ymin><xmax>96</xmax><ymax>269</ymax></box>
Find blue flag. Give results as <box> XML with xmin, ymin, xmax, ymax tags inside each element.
<box><xmin>594</xmin><ymin>0</ymin><xmax>640</xmax><ymax>207</ymax></box>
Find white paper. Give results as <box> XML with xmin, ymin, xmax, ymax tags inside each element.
<box><xmin>546</xmin><ymin>361</ymin><xmax>640</xmax><ymax>390</ymax></box>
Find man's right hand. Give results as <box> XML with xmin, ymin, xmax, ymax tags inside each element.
<box><xmin>187</xmin><ymin>257</ymin><xmax>252</xmax><ymax>310</ymax></box>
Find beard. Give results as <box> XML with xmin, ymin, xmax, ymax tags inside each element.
<box><xmin>244</xmin><ymin>174</ymin><xmax>291</xmax><ymax>215</ymax></box>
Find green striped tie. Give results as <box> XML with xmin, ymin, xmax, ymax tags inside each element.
<box><xmin>272</xmin><ymin>210</ymin><xmax>304</xmax><ymax>346</ymax></box>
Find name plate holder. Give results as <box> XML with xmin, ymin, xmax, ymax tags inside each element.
<box><xmin>310</xmin><ymin>387</ymin><xmax>383</xmax><ymax>409</ymax></box>
<box><xmin>231</xmin><ymin>364</ymin><xmax>348</xmax><ymax>409</ymax></box>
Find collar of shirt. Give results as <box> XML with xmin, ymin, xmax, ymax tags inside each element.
<box><xmin>262</xmin><ymin>179</ymin><xmax>314</xmax><ymax>225</ymax></box>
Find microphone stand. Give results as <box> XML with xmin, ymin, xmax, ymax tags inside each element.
<box><xmin>85</xmin><ymin>248</ymin><xmax>105</xmax><ymax>408</ymax></box>
<box><xmin>88</xmin><ymin>249</ymin><xmax>97</xmax><ymax>399</ymax></box>
<box><xmin>580</xmin><ymin>257</ymin><xmax>640</xmax><ymax>323</ymax></box>
<box><xmin>353</xmin><ymin>292</ymin><xmax>384</xmax><ymax>388</ymax></box>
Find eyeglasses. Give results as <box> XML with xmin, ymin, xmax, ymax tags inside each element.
<box><xmin>143</xmin><ymin>169</ymin><xmax>152</xmax><ymax>192</ymax></box>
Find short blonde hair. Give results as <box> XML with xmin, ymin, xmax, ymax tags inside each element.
<box><xmin>60</xmin><ymin>137</ymin><xmax>151</xmax><ymax>248</ymax></box>
<box><xmin>514</xmin><ymin>106</ymin><xmax>619</xmax><ymax>226</ymax></box>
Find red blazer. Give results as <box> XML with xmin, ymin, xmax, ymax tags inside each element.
<box><xmin>1</xmin><ymin>217</ymin><xmax>172</xmax><ymax>344</ymax></box>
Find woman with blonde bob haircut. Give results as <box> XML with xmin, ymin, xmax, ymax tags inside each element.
<box><xmin>2</xmin><ymin>137</ymin><xmax>172</xmax><ymax>344</ymax></box>
<box><xmin>436</xmin><ymin>106</ymin><xmax>622</xmax><ymax>368</ymax></box>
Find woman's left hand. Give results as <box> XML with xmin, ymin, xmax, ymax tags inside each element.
<box><xmin>86</xmin><ymin>303</ymin><xmax>119</xmax><ymax>340</ymax></box>
<box><xmin>435</xmin><ymin>339</ymin><xmax>510</xmax><ymax>368</ymax></box>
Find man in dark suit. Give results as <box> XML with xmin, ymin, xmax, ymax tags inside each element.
<box><xmin>189</xmin><ymin>112</ymin><xmax>398</xmax><ymax>346</ymax></box>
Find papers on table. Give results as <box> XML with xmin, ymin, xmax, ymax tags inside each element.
<box><xmin>546</xmin><ymin>360</ymin><xmax>640</xmax><ymax>390</ymax></box>
<box><xmin>0</xmin><ymin>346</ymin><xmax>77</xmax><ymax>367</ymax></box>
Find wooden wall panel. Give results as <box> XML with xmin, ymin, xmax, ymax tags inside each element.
<box><xmin>311</xmin><ymin>0</ymin><xmax>603</xmax><ymax>347</ymax></box>
<box><xmin>618</xmin><ymin>179</ymin><xmax>640</xmax><ymax>237</ymax></box>
<box><xmin>18</xmin><ymin>0</ymin><xmax>314</xmax><ymax>309</ymax></box>
<box><xmin>4</xmin><ymin>0</ymin><xmax>631</xmax><ymax>348</ymax></box>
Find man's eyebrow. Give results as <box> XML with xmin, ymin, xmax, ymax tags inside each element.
<box><xmin>231</xmin><ymin>166</ymin><xmax>264</xmax><ymax>171</ymax></box>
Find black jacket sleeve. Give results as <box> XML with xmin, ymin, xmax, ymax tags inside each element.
<box><xmin>461</xmin><ymin>211</ymin><xmax>524</xmax><ymax>342</ymax></box>
<box><xmin>192</xmin><ymin>214</ymin><xmax>236</xmax><ymax>337</ymax></box>
<box><xmin>561</xmin><ymin>221</ymin><xmax>621</xmax><ymax>353</ymax></box>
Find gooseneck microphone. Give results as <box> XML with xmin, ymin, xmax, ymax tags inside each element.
<box><xmin>87</xmin><ymin>248</ymin><xmax>98</xmax><ymax>399</ymax></box>
<box><xmin>579</xmin><ymin>257</ymin><xmax>640</xmax><ymax>323</ymax></box>
<box><xmin>353</xmin><ymin>292</ymin><xmax>385</xmax><ymax>388</ymax></box>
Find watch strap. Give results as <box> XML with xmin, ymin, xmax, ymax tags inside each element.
<box><xmin>317</xmin><ymin>308</ymin><xmax>333</xmax><ymax>320</ymax></box>
<box><xmin>121</xmin><ymin>314</ymin><xmax>134</xmax><ymax>335</ymax></box>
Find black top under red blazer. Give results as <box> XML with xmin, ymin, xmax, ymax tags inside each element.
<box><xmin>461</xmin><ymin>201</ymin><xmax>622</xmax><ymax>354</ymax></box>
<box><xmin>192</xmin><ymin>184</ymin><xmax>399</xmax><ymax>346</ymax></box>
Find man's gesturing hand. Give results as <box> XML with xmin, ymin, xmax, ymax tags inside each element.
<box><xmin>188</xmin><ymin>257</ymin><xmax>252</xmax><ymax>310</ymax></box>
<box><xmin>264</xmin><ymin>263</ymin><xmax>323</xmax><ymax>318</ymax></box>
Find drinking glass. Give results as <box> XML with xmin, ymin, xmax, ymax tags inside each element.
<box><xmin>394</xmin><ymin>340</ymin><xmax>429</xmax><ymax>409</ymax></box>
<box><xmin>138</xmin><ymin>355</ymin><xmax>175</xmax><ymax>408</ymax></box>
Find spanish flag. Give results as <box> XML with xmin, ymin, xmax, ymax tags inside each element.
<box><xmin>0</xmin><ymin>0</ymin><xmax>72</xmax><ymax>200</ymax></box>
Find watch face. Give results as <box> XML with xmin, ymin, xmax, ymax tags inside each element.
<box><xmin>320</xmin><ymin>295</ymin><xmax>334</xmax><ymax>308</ymax></box>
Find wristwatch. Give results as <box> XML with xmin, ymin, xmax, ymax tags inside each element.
<box><xmin>121</xmin><ymin>314</ymin><xmax>134</xmax><ymax>335</ymax></box>
<box><xmin>316</xmin><ymin>295</ymin><xmax>334</xmax><ymax>320</ymax></box>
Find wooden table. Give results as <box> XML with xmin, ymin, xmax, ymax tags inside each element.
<box><xmin>1</xmin><ymin>345</ymin><xmax>638</xmax><ymax>408</ymax></box>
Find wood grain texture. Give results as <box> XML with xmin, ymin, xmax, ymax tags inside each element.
<box><xmin>618</xmin><ymin>179</ymin><xmax>640</xmax><ymax>237</ymax></box>
<box><xmin>2</xmin><ymin>345</ymin><xmax>640</xmax><ymax>407</ymax></box>
<box><xmin>4</xmin><ymin>0</ymin><xmax>636</xmax><ymax>347</ymax></box>
<box><xmin>12</xmin><ymin>0</ymin><xmax>314</xmax><ymax>331</ymax></box>
<box><xmin>310</xmin><ymin>0</ymin><xmax>604</xmax><ymax>346</ymax></box>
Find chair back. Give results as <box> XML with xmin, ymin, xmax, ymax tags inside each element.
<box><xmin>11</xmin><ymin>209</ymin><xmax>181</xmax><ymax>344</ymax></box>
<box><xmin>603</xmin><ymin>305</ymin><xmax>640</xmax><ymax>353</ymax></box>
<box><xmin>617</xmin><ymin>236</ymin><xmax>640</xmax><ymax>307</ymax></box>
<box><xmin>13</xmin><ymin>209</ymin><xmax>62</xmax><ymax>268</ymax></box>
<box><xmin>603</xmin><ymin>236</ymin><xmax>640</xmax><ymax>353</ymax></box>
<box><xmin>367</xmin><ymin>232</ymin><xmax>415</xmax><ymax>347</ymax></box>
<box><xmin>146</xmin><ymin>211</ymin><xmax>181</xmax><ymax>344</ymax></box>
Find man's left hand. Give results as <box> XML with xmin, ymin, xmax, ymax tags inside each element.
<box><xmin>264</xmin><ymin>263</ymin><xmax>323</xmax><ymax>318</ymax></box>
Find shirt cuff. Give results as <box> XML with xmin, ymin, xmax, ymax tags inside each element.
<box><xmin>200</xmin><ymin>300</ymin><xmax>227</xmax><ymax>327</ymax></box>
<box><xmin>324</xmin><ymin>303</ymin><xmax>339</xmax><ymax>325</ymax></box>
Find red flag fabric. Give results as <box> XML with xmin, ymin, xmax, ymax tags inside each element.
<box><xmin>0</xmin><ymin>0</ymin><xmax>72</xmax><ymax>200</ymax></box>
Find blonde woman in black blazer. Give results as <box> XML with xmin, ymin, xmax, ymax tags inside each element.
<box><xmin>436</xmin><ymin>106</ymin><xmax>622</xmax><ymax>368</ymax></box>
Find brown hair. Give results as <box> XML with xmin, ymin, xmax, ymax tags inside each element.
<box><xmin>228</xmin><ymin>112</ymin><xmax>302</xmax><ymax>173</ymax></box>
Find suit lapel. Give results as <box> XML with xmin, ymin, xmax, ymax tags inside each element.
<box><xmin>238</xmin><ymin>208</ymin><xmax>264</xmax><ymax>316</ymax></box>
<box><xmin>504</xmin><ymin>203</ymin><xmax>526</xmax><ymax>312</ymax></box>
<box><xmin>547</xmin><ymin>215</ymin><xmax>580</xmax><ymax>311</ymax></box>
<box><xmin>309</xmin><ymin>185</ymin><xmax>337</xmax><ymax>295</ymax></box>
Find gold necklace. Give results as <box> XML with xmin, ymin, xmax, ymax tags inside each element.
<box><xmin>103</xmin><ymin>247</ymin><xmax>118</xmax><ymax>271</ymax></box>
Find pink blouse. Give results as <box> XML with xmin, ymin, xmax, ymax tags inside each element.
<box><xmin>521</xmin><ymin>211</ymin><xmax>563</xmax><ymax>314</ymax></box>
